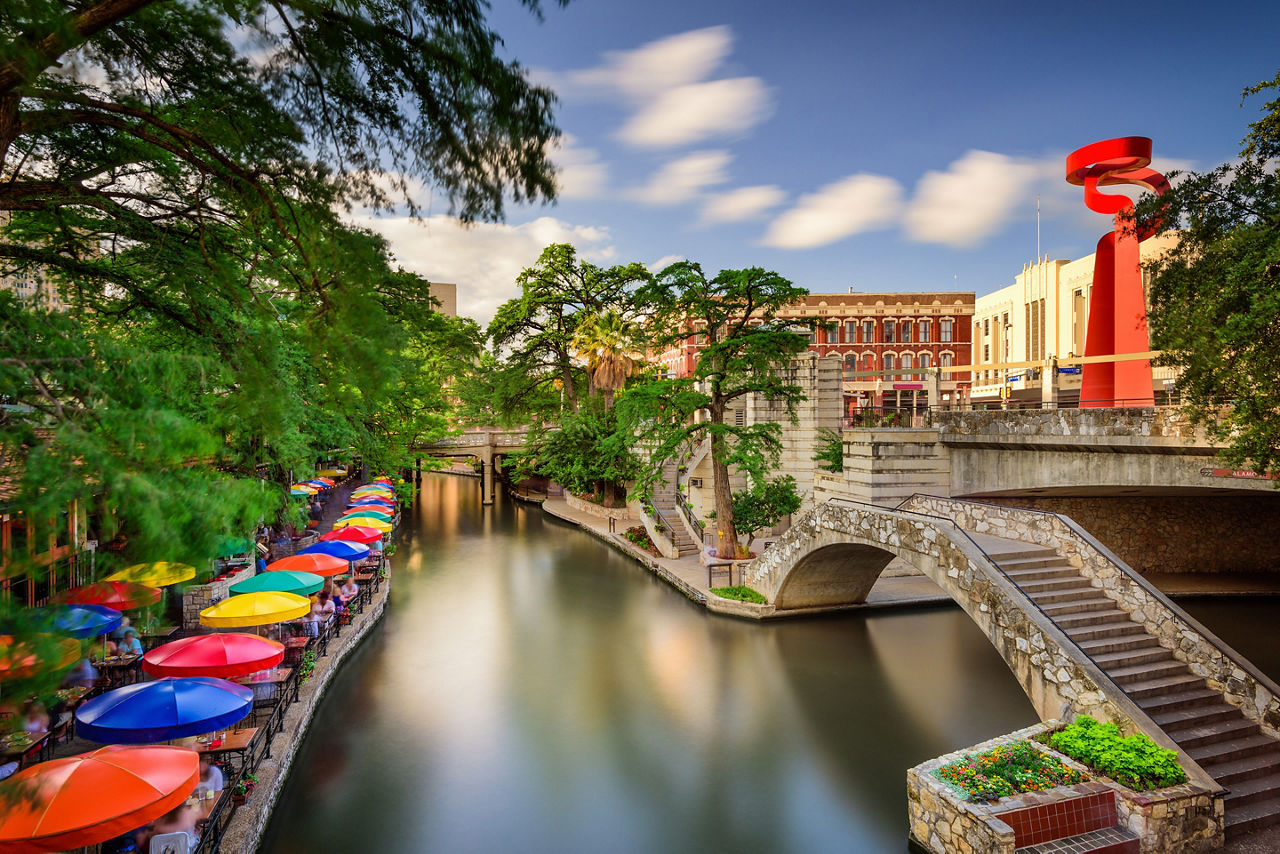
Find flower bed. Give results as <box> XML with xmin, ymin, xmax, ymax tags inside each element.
<box><xmin>935</xmin><ymin>740</ymin><xmax>1088</xmax><ymax>802</ymax></box>
<box><xmin>624</xmin><ymin>526</ymin><xmax>662</xmax><ymax>557</ymax></box>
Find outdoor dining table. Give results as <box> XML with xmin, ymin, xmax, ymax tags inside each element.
<box><xmin>139</xmin><ymin>625</ymin><xmax>179</xmax><ymax>641</ymax></box>
<box><xmin>91</xmin><ymin>652</ymin><xmax>142</xmax><ymax>686</ymax></box>
<box><xmin>189</xmin><ymin>726</ymin><xmax>259</xmax><ymax>775</ymax></box>
<box><xmin>0</xmin><ymin>730</ymin><xmax>49</xmax><ymax>769</ymax></box>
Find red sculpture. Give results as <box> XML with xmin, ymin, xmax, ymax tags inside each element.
<box><xmin>1065</xmin><ymin>137</ymin><xmax>1168</xmax><ymax>407</ymax></box>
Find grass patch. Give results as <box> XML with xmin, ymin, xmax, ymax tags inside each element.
<box><xmin>710</xmin><ymin>585</ymin><xmax>767</xmax><ymax>604</ymax></box>
<box><xmin>1042</xmin><ymin>716</ymin><xmax>1187</xmax><ymax>790</ymax></box>
<box><xmin>935</xmin><ymin>740</ymin><xmax>1088</xmax><ymax>802</ymax></box>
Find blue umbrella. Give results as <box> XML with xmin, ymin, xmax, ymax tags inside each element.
<box><xmin>39</xmin><ymin>604</ymin><xmax>123</xmax><ymax>639</ymax></box>
<box><xmin>298</xmin><ymin>541</ymin><xmax>371</xmax><ymax>562</ymax></box>
<box><xmin>75</xmin><ymin>677</ymin><xmax>253</xmax><ymax>743</ymax></box>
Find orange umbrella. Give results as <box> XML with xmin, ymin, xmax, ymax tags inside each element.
<box><xmin>0</xmin><ymin>744</ymin><xmax>198</xmax><ymax>853</ymax></box>
<box><xmin>266</xmin><ymin>553</ymin><xmax>349</xmax><ymax>578</ymax></box>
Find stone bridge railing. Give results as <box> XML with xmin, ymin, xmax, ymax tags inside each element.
<box><xmin>739</xmin><ymin>497</ymin><xmax>1221</xmax><ymax>795</ymax></box>
<box><xmin>930</xmin><ymin>406</ymin><xmax>1213</xmax><ymax>448</ymax></box>
<box><xmin>903</xmin><ymin>494</ymin><xmax>1280</xmax><ymax>736</ymax></box>
<box><xmin>416</xmin><ymin>430</ymin><xmax>529</xmax><ymax>451</ymax></box>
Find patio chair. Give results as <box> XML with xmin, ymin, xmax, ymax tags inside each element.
<box><xmin>149</xmin><ymin>832</ymin><xmax>192</xmax><ymax>854</ymax></box>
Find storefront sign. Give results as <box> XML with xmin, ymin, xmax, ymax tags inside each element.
<box><xmin>1200</xmin><ymin>467</ymin><xmax>1275</xmax><ymax>480</ymax></box>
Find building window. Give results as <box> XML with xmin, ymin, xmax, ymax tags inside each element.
<box><xmin>941</xmin><ymin>353</ymin><xmax>953</xmax><ymax>368</ymax></box>
<box><xmin>884</xmin><ymin>319</ymin><xmax>896</xmax><ymax>343</ymax></box>
<box><xmin>863</xmin><ymin>320</ymin><xmax>874</xmax><ymax>342</ymax></box>
<box><xmin>883</xmin><ymin>353</ymin><xmax>896</xmax><ymax>379</ymax></box>
<box><xmin>919</xmin><ymin>353</ymin><xmax>931</xmax><ymax>370</ymax></box>
<box><xmin>846</xmin><ymin>320</ymin><xmax>857</xmax><ymax>343</ymax></box>
<box><xmin>983</xmin><ymin>343</ymin><xmax>990</xmax><ymax>363</ymax></box>
<box><xmin>941</xmin><ymin>319</ymin><xmax>953</xmax><ymax>343</ymax></box>
<box><xmin>919</xmin><ymin>321</ymin><xmax>931</xmax><ymax>343</ymax></box>
<box><xmin>901</xmin><ymin>353</ymin><xmax>913</xmax><ymax>379</ymax></box>
<box><xmin>901</xmin><ymin>320</ymin><xmax>913</xmax><ymax>343</ymax></box>
<box><xmin>844</xmin><ymin>353</ymin><xmax>858</xmax><ymax>371</ymax></box>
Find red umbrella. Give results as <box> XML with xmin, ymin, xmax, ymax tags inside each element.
<box><xmin>317</xmin><ymin>525</ymin><xmax>383</xmax><ymax>545</ymax></box>
<box><xmin>266</xmin><ymin>553</ymin><xmax>349</xmax><ymax>577</ymax></box>
<box><xmin>142</xmin><ymin>633</ymin><xmax>285</xmax><ymax>679</ymax></box>
<box><xmin>55</xmin><ymin>580</ymin><xmax>162</xmax><ymax>612</ymax></box>
<box><xmin>0</xmin><ymin>745</ymin><xmax>198</xmax><ymax>853</ymax></box>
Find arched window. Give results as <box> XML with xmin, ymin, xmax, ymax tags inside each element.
<box><xmin>844</xmin><ymin>353</ymin><xmax>858</xmax><ymax>372</ymax></box>
<box><xmin>919</xmin><ymin>352</ymin><xmax>932</xmax><ymax>370</ymax></box>
<box><xmin>901</xmin><ymin>353</ymin><xmax>913</xmax><ymax>380</ymax></box>
<box><xmin>918</xmin><ymin>320</ymin><xmax>932</xmax><ymax>343</ymax></box>
<box><xmin>883</xmin><ymin>353</ymin><xmax>896</xmax><ymax>379</ymax></box>
<box><xmin>901</xmin><ymin>320</ymin><xmax>913</xmax><ymax>343</ymax></box>
<box><xmin>940</xmin><ymin>352</ymin><xmax>954</xmax><ymax>368</ymax></box>
<box><xmin>884</xmin><ymin>319</ymin><xmax>896</xmax><ymax>343</ymax></box>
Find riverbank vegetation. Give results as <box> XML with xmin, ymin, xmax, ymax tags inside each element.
<box><xmin>709</xmin><ymin>586</ymin><xmax>768</xmax><ymax>604</ymax></box>
<box><xmin>1043</xmin><ymin>716</ymin><xmax>1187</xmax><ymax>791</ymax></box>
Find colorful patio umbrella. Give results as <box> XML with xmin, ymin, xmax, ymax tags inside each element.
<box><xmin>216</xmin><ymin>536</ymin><xmax>254</xmax><ymax>557</ymax></box>
<box><xmin>142</xmin><ymin>634</ymin><xmax>284</xmax><ymax>679</ymax></box>
<box><xmin>298</xmin><ymin>541</ymin><xmax>371</xmax><ymax>562</ymax></box>
<box><xmin>0</xmin><ymin>745</ymin><xmax>198</xmax><ymax>853</ymax></box>
<box><xmin>313</xmin><ymin>477</ymin><xmax>336</xmax><ymax>486</ymax></box>
<box><xmin>105</xmin><ymin>561</ymin><xmax>197</xmax><ymax>588</ymax></box>
<box><xmin>317</xmin><ymin>468</ymin><xmax>347</xmax><ymax>477</ymax></box>
<box><xmin>290</xmin><ymin>483</ymin><xmax>319</xmax><ymax>494</ymax></box>
<box><xmin>55</xmin><ymin>580</ymin><xmax>162</xmax><ymax>612</ymax></box>
<box><xmin>340</xmin><ymin>507</ymin><xmax>392</xmax><ymax>519</ymax></box>
<box><xmin>200</xmin><ymin>591</ymin><xmax>310</xmax><ymax>628</ymax></box>
<box><xmin>38</xmin><ymin>603</ymin><xmax>122</xmax><ymax>639</ymax></box>
<box><xmin>266</xmin><ymin>553</ymin><xmax>349</xmax><ymax>577</ymax></box>
<box><xmin>333</xmin><ymin>516</ymin><xmax>392</xmax><ymax>533</ymax></box>
<box><xmin>76</xmin><ymin>676</ymin><xmax>253</xmax><ymax>743</ymax></box>
<box><xmin>303</xmin><ymin>480</ymin><xmax>331</xmax><ymax>489</ymax></box>
<box><xmin>0</xmin><ymin>634</ymin><xmax>81</xmax><ymax>681</ymax></box>
<box><xmin>352</xmin><ymin>484</ymin><xmax>393</xmax><ymax>494</ymax></box>
<box><xmin>290</xmin><ymin>487</ymin><xmax>313</xmax><ymax>496</ymax></box>
<box><xmin>229</xmin><ymin>569</ymin><xmax>324</xmax><ymax>597</ymax></box>
<box><xmin>349</xmin><ymin>497</ymin><xmax>395</xmax><ymax>506</ymax></box>
<box><xmin>318</xmin><ymin>525</ymin><xmax>383</xmax><ymax>545</ymax></box>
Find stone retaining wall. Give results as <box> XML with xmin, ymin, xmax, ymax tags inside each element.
<box><xmin>181</xmin><ymin>576</ymin><xmax>236</xmax><ymax>629</ymax></box>
<box><xmin>904</xmin><ymin>495</ymin><xmax>1280</xmax><ymax>739</ymax></box>
<box><xmin>932</xmin><ymin>407</ymin><xmax>1209</xmax><ymax>443</ymax></box>
<box><xmin>564</xmin><ymin>492</ymin><xmax>635</xmax><ymax>521</ymax></box>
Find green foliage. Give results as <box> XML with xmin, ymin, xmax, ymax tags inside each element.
<box><xmin>709</xmin><ymin>585</ymin><xmax>767</xmax><ymax>604</ymax></box>
<box><xmin>814</xmin><ymin>428</ymin><xmax>844</xmax><ymax>472</ymax></box>
<box><xmin>731</xmin><ymin>475</ymin><xmax>801</xmax><ymax>549</ymax></box>
<box><xmin>935</xmin><ymin>740</ymin><xmax>1088</xmax><ymax>803</ymax></box>
<box><xmin>619</xmin><ymin>260</ymin><xmax>809</xmax><ymax>557</ymax></box>
<box><xmin>298</xmin><ymin>649</ymin><xmax>318</xmax><ymax>683</ymax></box>
<box><xmin>1135</xmin><ymin>72</ymin><xmax>1280</xmax><ymax>474</ymax></box>
<box><xmin>507</xmin><ymin>402</ymin><xmax>637</xmax><ymax>505</ymax></box>
<box><xmin>623</xmin><ymin>525</ymin><xmax>656</xmax><ymax>553</ymax></box>
<box><xmin>1047</xmin><ymin>716</ymin><xmax>1187</xmax><ymax>790</ymax></box>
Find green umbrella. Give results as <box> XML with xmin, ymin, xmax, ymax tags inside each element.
<box><xmin>228</xmin><ymin>570</ymin><xmax>324</xmax><ymax>597</ymax></box>
<box><xmin>216</xmin><ymin>536</ymin><xmax>254</xmax><ymax>557</ymax></box>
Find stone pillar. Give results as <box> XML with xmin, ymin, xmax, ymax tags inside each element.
<box><xmin>927</xmin><ymin>367</ymin><xmax>942</xmax><ymax>410</ymax></box>
<box><xmin>1041</xmin><ymin>357</ymin><xmax>1059</xmax><ymax>409</ymax></box>
<box><xmin>481</xmin><ymin>447</ymin><xmax>494</xmax><ymax>505</ymax></box>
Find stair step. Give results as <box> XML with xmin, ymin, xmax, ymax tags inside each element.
<box><xmin>1136</xmin><ymin>686</ymin><xmax>1223</xmax><ymax>714</ymax></box>
<box><xmin>1077</xmin><ymin>635</ymin><xmax>1166</xmax><ymax>656</ymax></box>
<box><xmin>1167</xmin><ymin>718</ymin><xmax>1261</xmax><ymax>750</ymax></box>
<box><xmin>1225</xmin><ymin>792</ymin><xmax>1280</xmax><ymax>839</ymax></box>
<box><xmin>1027</xmin><ymin>586</ymin><xmax>1105</xmax><ymax>605</ymax></box>
<box><xmin>1054</xmin><ymin>609</ymin><xmax>1133</xmax><ymax>630</ymax></box>
<box><xmin>1187</xmin><ymin>733</ymin><xmax>1280</xmax><ymax>765</ymax></box>
<box><xmin>1041</xmin><ymin>598</ymin><xmax>1118</xmax><ymax>617</ymax></box>
<box><xmin>1003</xmin><ymin>567</ymin><xmax>1080</xmax><ymax>584</ymax></box>
<box><xmin>1019</xmin><ymin>578</ymin><xmax>1092</xmax><ymax>595</ymax></box>
<box><xmin>1152</xmin><ymin>703</ymin><xmax>1244</xmax><ymax>732</ymax></box>
<box><xmin>1105</xmin><ymin>660</ymin><xmax>1191</xmax><ymax>685</ymax></box>
<box><xmin>1203</xmin><ymin>749</ymin><xmax>1280</xmax><ymax>785</ymax></box>
<box><xmin>997</xmin><ymin>555</ymin><xmax>1071</xmax><ymax>571</ymax></box>
<box><xmin>1123</xmin><ymin>673</ymin><xmax>1209</xmax><ymax>700</ymax></box>
<box><xmin>1091</xmin><ymin>646</ymin><xmax>1176</xmax><ymax>670</ymax></box>
<box><xmin>1223</xmin><ymin>772</ymin><xmax>1280</xmax><ymax>806</ymax></box>
<box><xmin>1064</xmin><ymin>620</ymin><xmax>1147</xmax><ymax>642</ymax></box>
<box><xmin>1012</xmin><ymin>825</ymin><xmax>1139</xmax><ymax>854</ymax></box>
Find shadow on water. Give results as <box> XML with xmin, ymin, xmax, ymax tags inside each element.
<box><xmin>270</xmin><ymin>476</ymin><xmax>1280</xmax><ymax>853</ymax></box>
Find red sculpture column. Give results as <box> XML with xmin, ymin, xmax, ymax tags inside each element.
<box><xmin>1065</xmin><ymin>137</ymin><xmax>1168</xmax><ymax>407</ymax></box>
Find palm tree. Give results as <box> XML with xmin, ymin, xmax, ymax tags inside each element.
<box><xmin>571</xmin><ymin>310</ymin><xmax>641</xmax><ymax>410</ymax></box>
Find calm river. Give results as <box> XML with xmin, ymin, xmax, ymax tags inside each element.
<box><xmin>260</xmin><ymin>475</ymin><xmax>1275</xmax><ymax>853</ymax></box>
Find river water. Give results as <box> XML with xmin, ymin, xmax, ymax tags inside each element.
<box><xmin>260</xmin><ymin>475</ymin><xmax>1274</xmax><ymax>854</ymax></box>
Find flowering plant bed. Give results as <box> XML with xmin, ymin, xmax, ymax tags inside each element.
<box><xmin>623</xmin><ymin>526</ymin><xmax>662</xmax><ymax>557</ymax></box>
<box><xmin>934</xmin><ymin>740</ymin><xmax>1088</xmax><ymax>802</ymax></box>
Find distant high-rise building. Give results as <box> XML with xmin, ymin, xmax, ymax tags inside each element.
<box><xmin>429</xmin><ymin>281</ymin><xmax>457</xmax><ymax>317</ymax></box>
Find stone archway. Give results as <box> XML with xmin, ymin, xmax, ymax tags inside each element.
<box><xmin>773</xmin><ymin>543</ymin><xmax>899</xmax><ymax>609</ymax></box>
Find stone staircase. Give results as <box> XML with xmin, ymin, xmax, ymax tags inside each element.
<box><xmin>652</xmin><ymin>458</ymin><xmax>699</xmax><ymax>557</ymax></box>
<box><xmin>979</xmin><ymin>534</ymin><xmax>1280</xmax><ymax>840</ymax></box>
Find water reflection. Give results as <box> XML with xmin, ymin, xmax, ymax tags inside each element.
<box><xmin>261</xmin><ymin>476</ymin><xmax>1041</xmax><ymax>853</ymax></box>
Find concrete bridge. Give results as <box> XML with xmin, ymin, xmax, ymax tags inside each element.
<box><xmin>415</xmin><ymin>429</ymin><xmax>528</xmax><ymax>504</ymax></box>
<box><xmin>742</xmin><ymin>494</ymin><xmax>1280</xmax><ymax>839</ymax></box>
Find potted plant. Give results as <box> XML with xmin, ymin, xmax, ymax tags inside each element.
<box><xmin>232</xmin><ymin>772</ymin><xmax>258</xmax><ymax>805</ymax></box>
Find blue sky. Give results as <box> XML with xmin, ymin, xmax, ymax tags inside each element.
<box><xmin>356</xmin><ymin>0</ymin><xmax>1280</xmax><ymax>323</ymax></box>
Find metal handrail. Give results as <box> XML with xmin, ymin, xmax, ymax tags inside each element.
<box><xmin>673</xmin><ymin>487</ymin><xmax>705</xmax><ymax>544</ymax></box>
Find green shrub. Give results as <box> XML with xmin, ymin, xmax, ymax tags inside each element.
<box><xmin>935</xmin><ymin>740</ymin><xmax>1087</xmax><ymax>802</ymax></box>
<box><xmin>710</xmin><ymin>585</ymin><xmax>767</xmax><ymax>604</ymax></box>
<box><xmin>1047</xmin><ymin>716</ymin><xmax>1187</xmax><ymax>790</ymax></box>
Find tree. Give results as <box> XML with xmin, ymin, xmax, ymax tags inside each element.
<box><xmin>570</xmin><ymin>309</ymin><xmax>642</xmax><ymax>409</ymax></box>
<box><xmin>813</xmin><ymin>427</ymin><xmax>844</xmax><ymax>473</ymax></box>
<box><xmin>729</xmin><ymin>475</ymin><xmax>802</xmax><ymax>554</ymax></box>
<box><xmin>619</xmin><ymin>261</ymin><xmax>810</xmax><ymax>557</ymax></box>
<box><xmin>1135</xmin><ymin>71</ymin><xmax>1280</xmax><ymax>474</ymax></box>
<box><xmin>488</xmin><ymin>243</ymin><xmax>650</xmax><ymax>414</ymax></box>
<box><xmin>507</xmin><ymin>401</ymin><xmax>637</xmax><ymax>506</ymax></box>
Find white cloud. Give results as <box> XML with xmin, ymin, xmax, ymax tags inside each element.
<box><xmin>761</xmin><ymin>175</ymin><xmax>903</xmax><ymax>249</ymax></box>
<box><xmin>541</xmin><ymin>26</ymin><xmax>771</xmax><ymax>149</ymax></box>
<box><xmin>629</xmin><ymin>150</ymin><xmax>732</xmax><ymax>205</ymax></box>
<box><xmin>618</xmin><ymin>78</ymin><xmax>773</xmax><ymax>148</ymax></box>
<box><xmin>700</xmin><ymin>185</ymin><xmax>786</xmax><ymax>225</ymax></box>
<box><xmin>648</xmin><ymin>254</ymin><xmax>685</xmax><ymax>273</ymax></box>
<box><xmin>903</xmin><ymin>150</ymin><xmax>1038</xmax><ymax>248</ymax></box>
<box><xmin>348</xmin><ymin>214</ymin><xmax>615</xmax><ymax>326</ymax></box>
<box><xmin>550</xmin><ymin>134</ymin><xmax>608</xmax><ymax>200</ymax></box>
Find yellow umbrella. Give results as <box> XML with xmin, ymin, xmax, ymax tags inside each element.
<box><xmin>106</xmin><ymin>562</ymin><xmax>197</xmax><ymax>588</ymax></box>
<box><xmin>290</xmin><ymin>483</ymin><xmax>319</xmax><ymax>494</ymax></box>
<box><xmin>199</xmin><ymin>592</ymin><xmax>310</xmax><ymax>628</ymax></box>
<box><xmin>317</xmin><ymin>468</ymin><xmax>347</xmax><ymax>477</ymax></box>
<box><xmin>352</xmin><ymin>485</ymin><xmax>393</xmax><ymax>494</ymax></box>
<box><xmin>332</xmin><ymin>516</ymin><xmax>392</xmax><ymax>532</ymax></box>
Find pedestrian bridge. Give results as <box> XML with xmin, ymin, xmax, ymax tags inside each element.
<box><xmin>415</xmin><ymin>429</ymin><xmax>529</xmax><ymax>504</ymax></box>
<box><xmin>742</xmin><ymin>494</ymin><xmax>1280</xmax><ymax>838</ymax></box>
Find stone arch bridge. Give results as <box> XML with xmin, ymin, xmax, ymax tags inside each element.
<box><xmin>414</xmin><ymin>429</ymin><xmax>528</xmax><ymax>504</ymax></box>
<box><xmin>741</xmin><ymin>494</ymin><xmax>1280</xmax><ymax>838</ymax></box>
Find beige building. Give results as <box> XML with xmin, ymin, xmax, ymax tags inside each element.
<box><xmin>971</xmin><ymin>233</ymin><xmax>1179</xmax><ymax>404</ymax></box>
<box><xmin>428</xmin><ymin>281</ymin><xmax>457</xmax><ymax>317</ymax></box>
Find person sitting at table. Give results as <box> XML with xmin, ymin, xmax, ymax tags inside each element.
<box><xmin>339</xmin><ymin>575</ymin><xmax>359</xmax><ymax>602</ymax></box>
<box><xmin>109</xmin><ymin>615</ymin><xmax>132</xmax><ymax>641</ymax></box>
<box><xmin>291</xmin><ymin>595</ymin><xmax>320</xmax><ymax>637</ymax></box>
<box><xmin>148</xmin><ymin>802</ymin><xmax>200</xmax><ymax>850</ymax></box>
<box><xmin>62</xmin><ymin>657</ymin><xmax>99</xmax><ymax>689</ymax></box>
<box><xmin>313</xmin><ymin>590</ymin><xmax>336</xmax><ymax>627</ymax></box>
<box><xmin>118</xmin><ymin>628</ymin><xmax>144</xmax><ymax>657</ymax></box>
<box><xmin>194</xmin><ymin>755</ymin><xmax>224</xmax><ymax>800</ymax></box>
<box><xmin>21</xmin><ymin>701</ymin><xmax>49</xmax><ymax>734</ymax></box>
